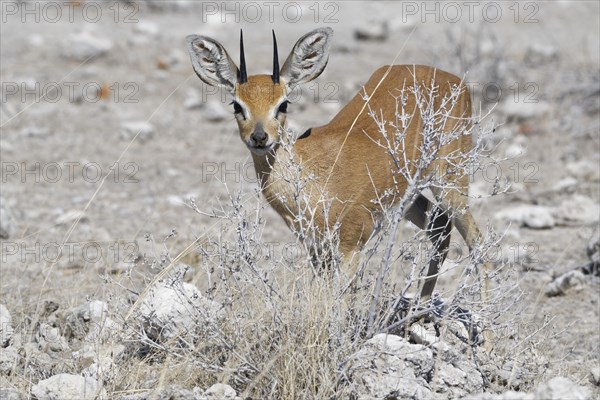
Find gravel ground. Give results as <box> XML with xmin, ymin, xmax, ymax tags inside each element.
<box><xmin>1</xmin><ymin>1</ymin><xmax>598</xmax><ymax>398</ymax></box>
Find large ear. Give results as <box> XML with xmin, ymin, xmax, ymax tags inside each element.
<box><xmin>186</xmin><ymin>35</ymin><xmax>239</xmax><ymax>93</ymax></box>
<box><xmin>280</xmin><ymin>28</ymin><xmax>333</xmax><ymax>89</ymax></box>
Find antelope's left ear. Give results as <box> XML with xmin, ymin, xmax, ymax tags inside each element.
<box><xmin>280</xmin><ymin>28</ymin><xmax>333</xmax><ymax>90</ymax></box>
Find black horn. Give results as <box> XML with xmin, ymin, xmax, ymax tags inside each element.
<box><xmin>272</xmin><ymin>30</ymin><xmax>280</xmax><ymax>84</ymax></box>
<box><xmin>239</xmin><ymin>30</ymin><xmax>247</xmax><ymax>84</ymax></box>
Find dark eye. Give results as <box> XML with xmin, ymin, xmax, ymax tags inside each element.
<box><xmin>276</xmin><ymin>101</ymin><xmax>289</xmax><ymax>117</ymax></box>
<box><xmin>230</xmin><ymin>101</ymin><xmax>245</xmax><ymax>119</ymax></box>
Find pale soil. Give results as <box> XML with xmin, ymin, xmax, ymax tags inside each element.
<box><xmin>1</xmin><ymin>1</ymin><xmax>598</xmax><ymax>397</ymax></box>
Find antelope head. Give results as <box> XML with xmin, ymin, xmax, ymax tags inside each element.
<box><xmin>186</xmin><ymin>28</ymin><xmax>333</xmax><ymax>156</ymax></box>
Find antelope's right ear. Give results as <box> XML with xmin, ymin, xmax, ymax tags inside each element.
<box><xmin>186</xmin><ymin>35</ymin><xmax>239</xmax><ymax>93</ymax></box>
<box><xmin>280</xmin><ymin>28</ymin><xmax>333</xmax><ymax>90</ymax></box>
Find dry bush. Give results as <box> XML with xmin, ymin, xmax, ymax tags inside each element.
<box><xmin>97</xmin><ymin>74</ymin><xmax>555</xmax><ymax>398</ymax></box>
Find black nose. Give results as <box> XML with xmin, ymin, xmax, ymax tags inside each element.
<box><xmin>250</xmin><ymin>129</ymin><xmax>268</xmax><ymax>146</ymax></box>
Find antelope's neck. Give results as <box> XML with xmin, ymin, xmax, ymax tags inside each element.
<box><xmin>250</xmin><ymin>150</ymin><xmax>276</xmax><ymax>191</ymax></box>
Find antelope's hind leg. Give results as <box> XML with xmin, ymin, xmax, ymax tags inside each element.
<box><xmin>405</xmin><ymin>194</ymin><xmax>452</xmax><ymax>302</ymax></box>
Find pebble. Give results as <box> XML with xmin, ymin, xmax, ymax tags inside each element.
<box><xmin>54</xmin><ymin>209</ymin><xmax>88</xmax><ymax>226</ymax></box>
<box><xmin>120</xmin><ymin>121</ymin><xmax>156</xmax><ymax>142</ymax></box>
<box><xmin>525</xmin><ymin>43</ymin><xmax>559</xmax><ymax>65</ymax></box>
<box><xmin>494</xmin><ymin>205</ymin><xmax>556</xmax><ymax>229</ymax></box>
<box><xmin>354</xmin><ymin>20</ymin><xmax>389</xmax><ymax>42</ymax></box>
<box><xmin>62</xmin><ymin>31</ymin><xmax>113</xmax><ymax>61</ymax></box>
<box><xmin>0</xmin><ymin>198</ymin><xmax>14</xmax><ymax>239</ymax></box>
<box><xmin>134</xmin><ymin>20</ymin><xmax>159</xmax><ymax>37</ymax></box>
<box><xmin>201</xmin><ymin>101</ymin><xmax>230</xmax><ymax>122</ymax></box>
<box><xmin>0</xmin><ymin>304</ymin><xmax>13</xmax><ymax>347</ymax></box>
<box><xmin>203</xmin><ymin>383</ymin><xmax>240</xmax><ymax>400</ymax></box>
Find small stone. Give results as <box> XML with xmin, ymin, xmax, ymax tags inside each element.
<box><xmin>552</xmin><ymin>176</ymin><xmax>578</xmax><ymax>192</ymax></box>
<box><xmin>134</xmin><ymin>20</ymin><xmax>159</xmax><ymax>37</ymax></box>
<box><xmin>184</xmin><ymin>88</ymin><xmax>205</xmax><ymax>110</ymax></box>
<box><xmin>201</xmin><ymin>101</ymin><xmax>230</xmax><ymax>122</ymax></box>
<box><xmin>21</xmin><ymin>125</ymin><xmax>51</xmax><ymax>137</ymax></box>
<box><xmin>120</xmin><ymin>121</ymin><xmax>156</xmax><ymax>142</ymax></box>
<box><xmin>29</xmin><ymin>34</ymin><xmax>44</xmax><ymax>47</ymax></box>
<box><xmin>354</xmin><ymin>20</ymin><xmax>389</xmax><ymax>42</ymax></box>
<box><xmin>0</xmin><ymin>345</ymin><xmax>19</xmax><ymax>374</ymax></box>
<box><xmin>591</xmin><ymin>366</ymin><xmax>600</xmax><ymax>385</ymax></box>
<box><xmin>203</xmin><ymin>383</ymin><xmax>239</xmax><ymax>399</ymax></box>
<box><xmin>0</xmin><ymin>196</ymin><xmax>15</xmax><ymax>239</ymax></box>
<box><xmin>586</xmin><ymin>227</ymin><xmax>599</xmax><ymax>267</ymax></box>
<box><xmin>0</xmin><ymin>303</ymin><xmax>14</xmax><ymax>346</ymax></box>
<box><xmin>505</xmin><ymin>142</ymin><xmax>526</xmax><ymax>158</ymax></box>
<box><xmin>62</xmin><ymin>31</ymin><xmax>113</xmax><ymax>61</ymax></box>
<box><xmin>54</xmin><ymin>209</ymin><xmax>88</xmax><ymax>226</ymax></box>
<box><xmin>525</xmin><ymin>43</ymin><xmax>558</xmax><ymax>65</ymax></box>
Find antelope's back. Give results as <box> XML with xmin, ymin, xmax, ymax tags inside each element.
<box><xmin>296</xmin><ymin>64</ymin><xmax>472</xmax><ymax>195</ymax></box>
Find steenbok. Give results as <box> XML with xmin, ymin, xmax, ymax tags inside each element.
<box><xmin>186</xmin><ymin>27</ymin><xmax>487</xmax><ymax>304</ymax></box>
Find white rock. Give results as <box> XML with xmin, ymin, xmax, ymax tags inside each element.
<box><xmin>54</xmin><ymin>209</ymin><xmax>88</xmax><ymax>226</ymax></box>
<box><xmin>64</xmin><ymin>301</ymin><xmax>117</xmax><ymax>344</ymax></box>
<box><xmin>31</xmin><ymin>374</ymin><xmax>106</xmax><ymax>400</ymax></box>
<box><xmin>134</xmin><ymin>20</ymin><xmax>159</xmax><ymax>37</ymax></box>
<box><xmin>505</xmin><ymin>142</ymin><xmax>526</xmax><ymax>158</ymax></box>
<box><xmin>185</xmin><ymin>88</ymin><xmax>205</xmax><ymax>110</ymax></box>
<box><xmin>0</xmin><ymin>346</ymin><xmax>18</xmax><ymax>374</ymax></box>
<box><xmin>0</xmin><ymin>197</ymin><xmax>13</xmax><ymax>239</ymax></box>
<box><xmin>591</xmin><ymin>366</ymin><xmax>600</xmax><ymax>385</ymax></box>
<box><xmin>545</xmin><ymin>270</ymin><xmax>586</xmax><ymax>296</ymax></box>
<box><xmin>81</xmin><ymin>355</ymin><xmax>115</xmax><ymax>380</ymax></box>
<box><xmin>345</xmin><ymin>334</ymin><xmax>434</xmax><ymax>399</ymax></box>
<box><xmin>120</xmin><ymin>121</ymin><xmax>156</xmax><ymax>142</ymax></box>
<box><xmin>0</xmin><ymin>388</ymin><xmax>23</xmax><ymax>400</ymax></box>
<box><xmin>62</xmin><ymin>32</ymin><xmax>113</xmax><ymax>61</ymax></box>
<box><xmin>201</xmin><ymin>101</ymin><xmax>230</xmax><ymax>122</ymax></box>
<box><xmin>534</xmin><ymin>376</ymin><xmax>591</xmax><ymax>400</ymax></box>
<box><xmin>553</xmin><ymin>195</ymin><xmax>600</xmax><ymax>226</ymax></box>
<box><xmin>354</xmin><ymin>20</ymin><xmax>389</xmax><ymax>42</ymax></box>
<box><xmin>0</xmin><ymin>304</ymin><xmax>14</xmax><ymax>347</ymax></box>
<box><xmin>587</xmin><ymin>227</ymin><xmax>599</xmax><ymax>266</ymax></box>
<box><xmin>21</xmin><ymin>125</ymin><xmax>51</xmax><ymax>138</ymax></box>
<box><xmin>566</xmin><ymin>159</ymin><xmax>600</xmax><ymax>181</ymax></box>
<box><xmin>138</xmin><ymin>281</ymin><xmax>223</xmax><ymax>345</ymax></box>
<box><xmin>525</xmin><ymin>43</ymin><xmax>558</xmax><ymax>64</ymax></box>
<box><xmin>203</xmin><ymin>383</ymin><xmax>239</xmax><ymax>399</ymax></box>
<box><xmin>494</xmin><ymin>205</ymin><xmax>555</xmax><ymax>229</ymax></box>
<box><xmin>552</xmin><ymin>176</ymin><xmax>578</xmax><ymax>192</ymax></box>
<box><xmin>36</xmin><ymin>323</ymin><xmax>70</xmax><ymax>352</ymax></box>
<box><xmin>29</xmin><ymin>34</ymin><xmax>44</xmax><ymax>46</ymax></box>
